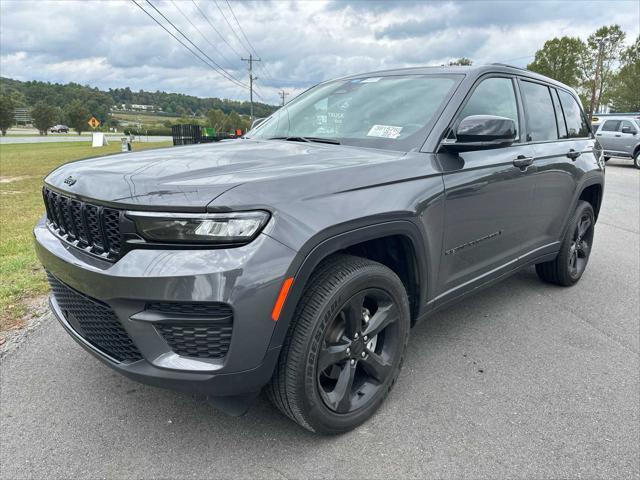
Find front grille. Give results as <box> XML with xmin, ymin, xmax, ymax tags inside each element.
<box><xmin>155</xmin><ymin>323</ymin><xmax>233</xmax><ymax>359</ymax></box>
<box><xmin>43</xmin><ymin>187</ymin><xmax>122</xmax><ymax>259</ymax></box>
<box><xmin>47</xmin><ymin>273</ymin><xmax>143</xmax><ymax>362</ymax></box>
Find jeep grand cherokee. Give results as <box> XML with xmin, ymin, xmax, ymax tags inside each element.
<box><xmin>35</xmin><ymin>64</ymin><xmax>604</xmax><ymax>434</ymax></box>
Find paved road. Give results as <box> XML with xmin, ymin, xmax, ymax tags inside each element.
<box><xmin>0</xmin><ymin>135</ymin><xmax>172</xmax><ymax>144</ymax></box>
<box><xmin>1</xmin><ymin>160</ymin><xmax>638</xmax><ymax>479</ymax></box>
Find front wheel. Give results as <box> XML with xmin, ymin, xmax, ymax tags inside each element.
<box><xmin>633</xmin><ymin>150</ymin><xmax>640</xmax><ymax>169</ymax></box>
<box><xmin>536</xmin><ymin>200</ymin><xmax>595</xmax><ymax>286</ymax></box>
<box><xmin>267</xmin><ymin>255</ymin><xmax>410</xmax><ymax>434</ymax></box>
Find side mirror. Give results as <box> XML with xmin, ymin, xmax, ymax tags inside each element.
<box><xmin>621</xmin><ymin>126</ymin><xmax>636</xmax><ymax>135</ymax></box>
<box><xmin>443</xmin><ymin>115</ymin><xmax>517</xmax><ymax>151</ymax></box>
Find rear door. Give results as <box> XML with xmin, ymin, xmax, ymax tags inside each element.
<box><xmin>523</xmin><ymin>82</ymin><xmax>593</xmax><ymax>248</ymax></box>
<box><xmin>436</xmin><ymin>75</ymin><xmax>537</xmax><ymax>298</ymax></box>
<box><xmin>596</xmin><ymin>119</ymin><xmax>622</xmax><ymax>154</ymax></box>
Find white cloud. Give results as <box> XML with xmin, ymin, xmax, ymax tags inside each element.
<box><xmin>0</xmin><ymin>0</ymin><xmax>638</xmax><ymax>105</ymax></box>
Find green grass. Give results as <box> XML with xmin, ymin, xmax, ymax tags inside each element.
<box><xmin>0</xmin><ymin>140</ymin><xmax>172</xmax><ymax>332</ymax></box>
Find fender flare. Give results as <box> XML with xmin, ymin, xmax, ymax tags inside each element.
<box><xmin>267</xmin><ymin>219</ymin><xmax>428</xmax><ymax>349</ymax></box>
<box><xmin>560</xmin><ymin>174</ymin><xmax>604</xmax><ymax>240</ymax></box>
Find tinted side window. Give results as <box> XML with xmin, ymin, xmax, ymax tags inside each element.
<box><xmin>557</xmin><ymin>90</ymin><xmax>590</xmax><ymax>138</ymax></box>
<box><xmin>620</xmin><ymin>120</ymin><xmax>637</xmax><ymax>133</ymax></box>
<box><xmin>601</xmin><ymin>120</ymin><xmax>621</xmax><ymax>131</ymax></box>
<box><xmin>520</xmin><ymin>81</ymin><xmax>557</xmax><ymax>142</ymax></box>
<box><xmin>551</xmin><ymin>89</ymin><xmax>568</xmax><ymax>139</ymax></box>
<box><xmin>458</xmin><ymin>77</ymin><xmax>519</xmax><ymax>136</ymax></box>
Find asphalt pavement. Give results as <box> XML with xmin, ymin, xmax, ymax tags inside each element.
<box><xmin>1</xmin><ymin>159</ymin><xmax>638</xmax><ymax>479</ymax></box>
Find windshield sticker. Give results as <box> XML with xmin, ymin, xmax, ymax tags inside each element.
<box><xmin>360</xmin><ymin>77</ymin><xmax>382</xmax><ymax>83</ymax></box>
<box><xmin>367</xmin><ymin>125</ymin><xmax>403</xmax><ymax>139</ymax></box>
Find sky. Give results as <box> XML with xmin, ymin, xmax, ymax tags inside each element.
<box><xmin>1</xmin><ymin>0</ymin><xmax>638</xmax><ymax>105</ymax></box>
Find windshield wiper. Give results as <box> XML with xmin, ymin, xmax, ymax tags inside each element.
<box><xmin>268</xmin><ymin>136</ymin><xmax>341</xmax><ymax>145</ymax></box>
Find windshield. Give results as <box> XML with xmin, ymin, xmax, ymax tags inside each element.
<box><xmin>248</xmin><ymin>74</ymin><xmax>461</xmax><ymax>151</ymax></box>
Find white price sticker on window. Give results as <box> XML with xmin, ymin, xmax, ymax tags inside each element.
<box><xmin>367</xmin><ymin>124</ymin><xmax>403</xmax><ymax>139</ymax></box>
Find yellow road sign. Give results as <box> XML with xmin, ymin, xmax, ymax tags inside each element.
<box><xmin>88</xmin><ymin>116</ymin><xmax>100</xmax><ymax>128</ymax></box>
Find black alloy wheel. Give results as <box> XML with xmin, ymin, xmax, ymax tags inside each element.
<box><xmin>317</xmin><ymin>288</ymin><xmax>402</xmax><ymax>414</ymax></box>
<box><xmin>536</xmin><ymin>200</ymin><xmax>595</xmax><ymax>286</ymax></box>
<box><xmin>568</xmin><ymin>212</ymin><xmax>593</xmax><ymax>279</ymax></box>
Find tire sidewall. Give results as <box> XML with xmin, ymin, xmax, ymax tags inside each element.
<box><xmin>296</xmin><ymin>268</ymin><xmax>410</xmax><ymax>434</ymax></box>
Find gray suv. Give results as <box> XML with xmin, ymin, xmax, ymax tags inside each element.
<box><xmin>595</xmin><ymin>116</ymin><xmax>640</xmax><ymax>168</ymax></box>
<box><xmin>35</xmin><ymin>65</ymin><xmax>604</xmax><ymax>434</ymax></box>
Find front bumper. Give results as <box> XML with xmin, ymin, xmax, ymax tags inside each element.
<box><xmin>34</xmin><ymin>216</ymin><xmax>296</xmax><ymax>397</ymax></box>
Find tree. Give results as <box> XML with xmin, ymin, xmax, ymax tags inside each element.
<box><xmin>585</xmin><ymin>25</ymin><xmax>626</xmax><ymax>117</ymax></box>
<box><xmin>64</xmin><ymin>100</ymin><xmax>88</xmax><ymax>135</ymax></box>
<box><xmin>0</xmin><ymin>95</ymin><xmax>15</xmax><ymax>136</ymax></box>
<box><xmin>206</xmin><ymin>108</ymin><xmax>226</xmax><ymax>131</ymax></box>
<box><xmin>608</xmin><ymin>36</ymin><xmax>639</xmax><ymax>112</ymax></box>
<box><xmin>449</xmin><ymin>57</ymin><xmax>473</xmax><ymax>66</ymax></box>
<box><xmin>31</xmin><ymin>102</ymin><xmax>59</xmax><ymax>135</ymax></box>
<box><xmin>527</xmin><ymin>36</ymin><xmax>588</xmax><ymax>87</ymax></box>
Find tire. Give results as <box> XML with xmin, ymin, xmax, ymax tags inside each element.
<box><xmin>535</xmin><ymin>200</ymin><xmax>595</xmax><ymax>286</ymax></box>
<box><xmin>633</xmin><ymin>150</ymin><xmax>640</xmax><ymax>169</ymax></box>
<box><xmin>267</xmin><ymin>254</ymin><xmax>410</xmax><ymax>434</ymax></box>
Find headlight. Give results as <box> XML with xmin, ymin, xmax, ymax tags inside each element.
<box><xmin>125</xmin><ymin>211</ymin><xmax>270</xmax><ymax>244</ymax></box>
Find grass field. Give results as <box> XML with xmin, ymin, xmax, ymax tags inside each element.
<box><xmin>0</xmin><ymin>141</ymin><xmax>172</xmax><ymax>334</ymax></box>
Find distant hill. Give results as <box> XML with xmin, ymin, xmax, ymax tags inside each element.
<box><xmin>0</xmin><ymin>77</ymin><xmax>278</xmax><ymax>124</ymax></box>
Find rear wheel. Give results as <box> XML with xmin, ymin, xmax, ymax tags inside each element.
<box><xmin>267</xmin><ymin>255</ymin><xmax>410</xmax><ymax>434</ymax></box>
<box><xmin>536</xmin><ymin>201</ymin><xmax>595</xmax><ymax>286</ymax></box>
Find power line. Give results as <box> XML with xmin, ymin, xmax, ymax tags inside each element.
<box><xmin>191</xmin><ymin>0</ymin><xmax>243</xmax><ymax>60</ymax></box>
<box><xmin>224</xmin><ymin>0</ymin><xmax>277</xmax><ymax>84</ymax></box>
<box><xmin>170</xmin><ymin>0</ymin><xmax>238</xmax><ymax>71</ymax></box>
<box><xmin>142</xmin><ymin>0</ymin><xmax>249</xmax><ymax>89</ymax></box>
<box><xmin>214</xmin><ymin>0</ymin><xmax>251</xmax><ymax>56</ymax></box>
<box><xmin>131</xmin><ymin>0</ymin><xmax>247</xmax><ymax>90</ymax></box>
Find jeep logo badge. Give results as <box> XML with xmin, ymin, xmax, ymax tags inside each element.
<box><xmin>63</xmin><ymin>176</ymin><xmax>77</xmax><ymax>186</ymax></box>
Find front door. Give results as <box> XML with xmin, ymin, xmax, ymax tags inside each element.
<box><xmin>435</xmin><ymin>76</ymin><xmax>536</xmax><ymax>299</ymax></box>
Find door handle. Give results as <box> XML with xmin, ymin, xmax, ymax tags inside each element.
<box><xmin>566</xmin><ymin>149</ymin><xmax>581</xmax><ymax>160</ymax></box>
<box><xmin>615</xmin><ymin>134</ymin><xmax>621</xmax><ymax>137</ymax></box>
<box><xmin>513</xmin><ymin>155</ymin><xmax>534</xmax><ymax>168</ymax></box>
<box><xmin>596</xmin><ymin>133</ymin><xmax>602</xmax><ymax>136</ymax></box>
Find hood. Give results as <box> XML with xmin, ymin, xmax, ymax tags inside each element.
<box><xmin>44</xmin><ymin>139</ymin><xmax>404</xmax><ymax>210</ymax></box>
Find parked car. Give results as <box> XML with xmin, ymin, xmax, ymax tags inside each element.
<box><xmin>35</xmin><ymin>64</ymin><xmax>604</xmax><ymax>434</ymax></box>
<box><xmin>595</xmin><ymin>116</ymin><xmax>640</xmax><ymax>168</ymax></box>
<box><xmin>49</xmin><ymin>125</ymin><xmax>69</xmax><ymax>133</ymax></box>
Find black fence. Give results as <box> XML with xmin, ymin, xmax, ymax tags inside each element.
<box><xmin>171</xmin><ymin>124</ymin><xmax>238</xmax><ymax>146</ymax></box>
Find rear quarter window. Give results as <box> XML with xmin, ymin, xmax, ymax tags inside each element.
<box><xmin>557</xmin><ymin>90</ymin><xmax>590</xmax><ymax>138</ymax></box>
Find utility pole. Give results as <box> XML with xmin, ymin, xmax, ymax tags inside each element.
<box><xmin>279</xmin><ymin>90</ymin><xmax>289</xmax><ymax>107</ymax></box>
<box><xmin>241</xmin><ymin>54</ymin><xmax>261</xmax><ymax>122</ymax></box>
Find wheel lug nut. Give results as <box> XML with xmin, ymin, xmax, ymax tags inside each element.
<box><xmin>354</xmin><ymin>333</ymin><xmax>359</xmax><ymax>339</ymax></box>
<box><xmin>350</xmin><ymin>359</ymin><xmax>356</xmax><ymax>365</ymax></box>
<box><xmin>346</xmin><ymin>348</ymin><xmax>350</xmax><ymax>354</ymax></box>
<box><xmin>361</xmin><ymin>352</ymin><xmax>366</xmax><ymax>357</ymax></box>
<box><xmin>363</xmin><ymin>336</ymin><xmax>368</xmax><ymax>341</ymax></box>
